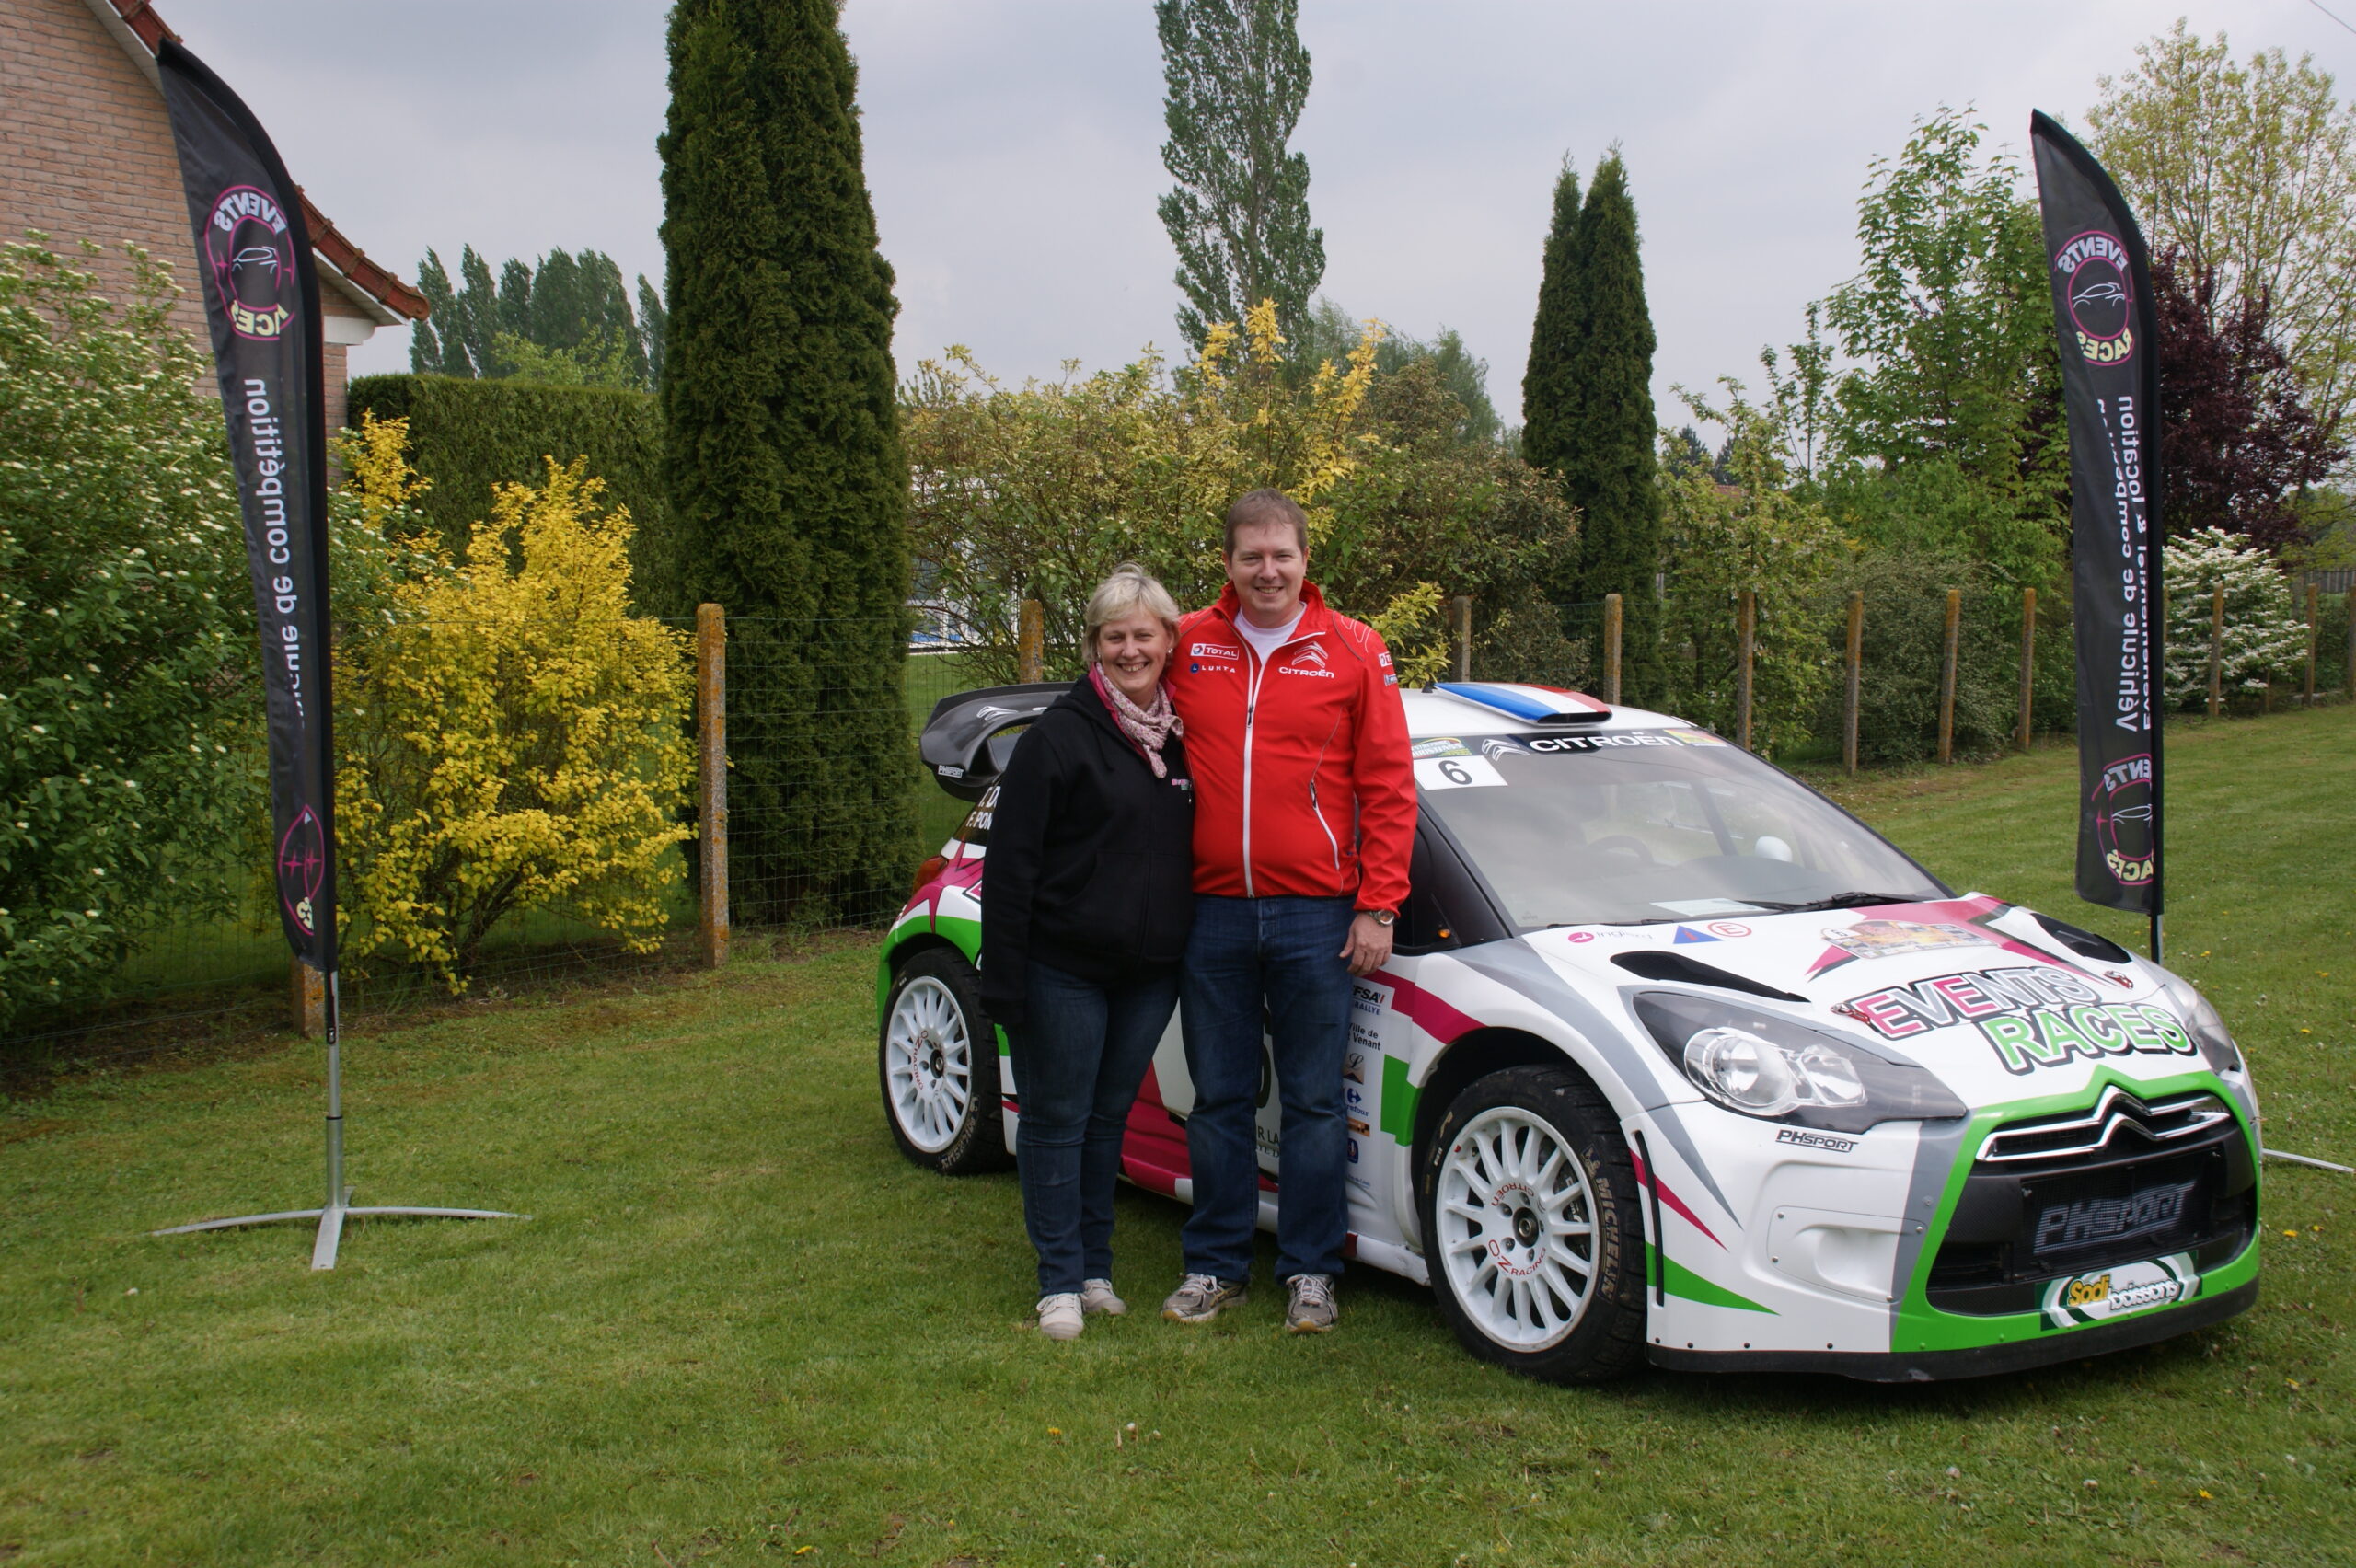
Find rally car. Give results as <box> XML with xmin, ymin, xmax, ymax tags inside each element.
<box><xmin>877</xmin><ymin>680</ymin><xmax>2260</xmax><ymax>1382</ymax></box>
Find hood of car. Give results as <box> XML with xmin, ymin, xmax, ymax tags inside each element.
<box><xmin>1524</xmin><ymin>894</ymin><xmax>2212</xmax><ymax>1110</ymax></box>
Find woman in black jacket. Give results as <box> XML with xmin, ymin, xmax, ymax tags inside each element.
<box><xmin>980</xmin><ymin>565</ymin><xmax>1195</xmax><ymax>1343</ymax></box>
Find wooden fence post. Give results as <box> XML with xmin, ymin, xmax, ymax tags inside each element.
<box><xmin>2016</xmin><ymin>586</ymin><xmax>2037</xmax><ymax>753</ymax></box>
<box><xmin>1453</xmin><ymin>594</ymin><xmax>1472</xmax><ymax>682</ymax></box>
<box><xmin>698</xmin><ymin>604</ymin><xmax>730</xmax><ymax>970</ymax></box>
<box><xmin>1735</xmin><ymin>590</ymin><xmax>1756</xmax><ymax>752</ymax></box>
<box><xmin>1601</xmin><ymin>593</ymin><xmax>1623</xmax><ymax>704</ymax></box>
<box><xmin>1017</xmin><ymin>599</ymin><xmax>1045</xmax><ymax>684</ymax></box>
<box><xmin>1936</xmin><ymin>588</ymin><xmax>1961</xmax><ymax>764</ymax></box>
<box><xmin>2207</xmin><ymin>583</ymin><xmax>2225</xmax><ymax>718</ymax></box>
<box><xmin>1842</xmin><ymin>591</ymin><xmax>1862</xmax><ymax>775</ymax></box>
<box><xmin>291</xmin><ymin>960</ymin><xmax>324</xmax><ymax>1037</ymax></box>
<box><xmin>2305</xmin><ymin>582</ymin><xmax>2319</xmax><ymax>705</ymax></box>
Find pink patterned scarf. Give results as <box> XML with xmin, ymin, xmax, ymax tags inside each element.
<box><xmin>1091</xmin><ymin>665</ymin><xmax>1182</xmax><ymax>778</ymax></box>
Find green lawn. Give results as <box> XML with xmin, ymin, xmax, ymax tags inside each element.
<box><xmin>2</xmin><ymin>707</ymin><xmax>2350</xmax><ymax>1566</ymax></box>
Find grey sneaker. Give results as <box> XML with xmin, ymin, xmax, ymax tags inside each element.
<box><xmin>1285</xmin><ymin>1274</ymin><xmax>1338</xmax><ymax>1334</ymax></box>
<box><xmin>1080</xmin><ymin>1278</ymin><xmax>1128</xmax><ymax>1316</ymax></box>
<box><xmin>1037</xmin><ymin>1293</ymin><xmax>1084</xmax><ymax>1342</ymax></box>
<box><xmin>1161</xmin><ymin>1273</ymin><xmax>1249</xmax><ymax>1323</ymax></box>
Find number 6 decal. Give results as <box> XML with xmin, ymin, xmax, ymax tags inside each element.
<box><xmin>1415</xmin><ymin>755</ymin><xmax>1506</xmax><ymax>790</ymax></box>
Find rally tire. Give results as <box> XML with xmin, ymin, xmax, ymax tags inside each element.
<box><xmin>879</xmin><ymin>946</ymin><xmax>1009</xmax><ymax>1175</ymax></box>
<box><xmin>1419</xmin><ymin>1064</ymin><xmax>1646</xmax><ymax>1383</ymax></box>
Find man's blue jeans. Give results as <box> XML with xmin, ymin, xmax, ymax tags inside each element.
<box><xmin>1006</xmin><ymin>960</ymin><xmax>1178</xmax><ymax>1297</ymax></box>
<box><xmin>1179</xmin><ymin>894</ymin><xmax>1357</xmax><ymax>1283</ymax></box>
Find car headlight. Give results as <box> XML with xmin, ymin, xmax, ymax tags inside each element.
<box><xmin>2154</xmin><ymin>968</ymin><xmax>2243</xmax><ymax>1078</ymax></box>
<box><xmin>1634</xmin><ymin>992</ymin><xmax>1968</xmax><ymax>1134</ymax></box>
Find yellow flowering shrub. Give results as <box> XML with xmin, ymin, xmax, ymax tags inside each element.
<box><xmin>904</xmin><ymin>300</ymin><xmax>1468</xmax><ymax>683</ymax></box>
<box><xmin>335</xmin><ymin>454</ymin><xmax>693</xmax><ymax>988</ymax></box>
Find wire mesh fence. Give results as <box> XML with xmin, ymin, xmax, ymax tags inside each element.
<box><xmin>0</xmin><ymin>613</ymin><xmax>977</xmax><ymax>1070</ymax></box>
<box><xmin>6</xmin><ymin>580</ymin><xmax>2348</xmax><ymax>1071</ymax></box>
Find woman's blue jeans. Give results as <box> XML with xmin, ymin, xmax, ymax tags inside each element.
<box><xmin>1005</xmin><ymin>960</ymin><xmax>1178</xmax><ymax>1297</ymax></box>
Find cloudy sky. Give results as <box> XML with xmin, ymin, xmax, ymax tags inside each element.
<box><xmin>164</xmin><ymin>0</ymin><xmax>2355</xmax><ymax>429</ymax></box>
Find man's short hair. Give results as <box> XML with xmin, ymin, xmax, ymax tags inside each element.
<box><xmin>1223</xmin><ymin>489</ymin><xmax>1309</xmax><ymax>555</ymax></box>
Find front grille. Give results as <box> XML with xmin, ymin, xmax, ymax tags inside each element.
<box><xmin>1975</xmin><ymin>1087</ymin><xmax>2234</xmax><ymax>1166</ymax></box>
<box><xmin>1927</xmin><ymin>1096</ymin><xmax>2256</xmax><ymax>1316</ymax></box>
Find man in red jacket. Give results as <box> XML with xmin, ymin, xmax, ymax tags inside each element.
<box><xmin>1158</xmin><ymin>489</ymin><xmax>1416</xmax><ymax>1334</ymax></box>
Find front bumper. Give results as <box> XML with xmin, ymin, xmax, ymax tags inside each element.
<box><xmin>1633</xmin><ymin>1070</ymin><xmax>2262</xmax><ymax>1378</ymax></box>
<box><xmin>1650</xmin><ymin>1274</ymin><xmax>2258</xmax><ymax>1381</ymax></box>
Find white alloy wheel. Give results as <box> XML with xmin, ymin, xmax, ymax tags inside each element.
<box><xmin>885</xmin><ymin>974</ymin><xmax>974</xmax><ymax>1154</ymax></box>
<box><xmin>1434</xmin><ymin>1104</ymin><xmax>1600</xmax><ymax>1352</ymax></box>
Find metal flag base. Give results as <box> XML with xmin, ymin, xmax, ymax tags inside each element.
<box><xmin>153</xmin><ymin>1189</ymin><xmax>526</xmax><ymax>1270</ymax></box>
<box><xmin>152</xmin><ymin>972</ymin><xmax>524</xmax><ymax>1269</ymax></box>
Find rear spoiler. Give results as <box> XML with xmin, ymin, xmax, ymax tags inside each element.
<box><xmin>918</xmin><ymin>682</ymin><xmax>1066</xmax><ymax>801</ymax></box>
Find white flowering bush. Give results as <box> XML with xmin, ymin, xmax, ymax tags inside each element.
<box><xmin>0</xmin><ymin>238</ymin><xmax>258</xmax><ymax>1030</ymax></box>
<box><xmin>2161</xmin><ymin>526</ymin><xmax>2309</xmax><ymax>709</ymax></box>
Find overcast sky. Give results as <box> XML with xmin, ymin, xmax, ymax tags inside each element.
<box><xmin>163</xmin><ymin>0</ymin><xmax>2356</xmax><ymax>431</ymax></box>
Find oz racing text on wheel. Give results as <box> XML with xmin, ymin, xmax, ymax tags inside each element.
<box><xmin>1421</xmin><ymin>1065</ymin><xmax>1646</xmax><ymax>1383</ymax></box>
<box><xmin>879</xmin><ymin>947</ymin><xmax>1007</xmax><ymax>1175</ymax></box>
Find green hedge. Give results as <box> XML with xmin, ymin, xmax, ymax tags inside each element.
<box><xmin>347</xmin><ymin>375</ymin><xmax>676</xmax><ymax>609</ymax></box>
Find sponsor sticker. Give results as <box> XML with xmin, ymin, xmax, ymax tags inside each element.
<box><xmin>1775</xmin><ymin>1127</ymin><xmax>1858</xmax><ymax>1154</ymax></box>
<box><xmin>2034</xmin><ymin>1179</ymin><xmax>2197</xmax><ymax>1255</ymax></box>
<box><xmin>1821</xmin><ymin>918</ymin><xmax>1992</xmax><ymax>963</ymax></box>
<box><xmin>1839</xmin><ymin>964</ymin><xmax>2199</xmax><ymax>1073</ymax></box>
<box><xmin>2041</xmin><ymin>1252</ymin><xmax>2197</xmax><ymax>1329</ymax></box>
<box><xmin>1342</xmin><ymin>1051</ymin><xmax>1368</xmax><ymax>1084</ymax></box>
<box><xmin>1412</xmin><ymin>736</ymin><xmax>1472</xmax><ymax>759</ymax></box>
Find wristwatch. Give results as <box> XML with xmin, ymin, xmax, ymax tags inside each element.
<box><xmin>1365</xmin><ymin>908</ymin><xmax>1396</xmax><ymax>928</ymax></box>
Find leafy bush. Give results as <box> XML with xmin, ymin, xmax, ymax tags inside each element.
<box><xmin>345</xmin><ymin>374</ymin><xmax>672</xmax><ymax>605</ymax></box>
<box><xmin>1820</xmin><ymin>549</ymin><xmax>2023</xmax><ymax>765</ymax></box>
<box><xmin>1657</xmin><ymin>386</ymin><xmax>1845</xmax><ymax>753</ymax></box>
<box><xmin>904</xmin><ymin>303</ymin><xmax>1573</xmax><ymax>686</ymax></box>
<box><xmin>2161</xmin><ymin>526</ymin><xmax>2308</xmax><ymax>709</ymax></box>
<box><xmin>0</xmin><ymin>238</ymin><xmax>257</xmax><ymax>1030</ymax></box>
<box><xmin>335</xmin><ymin>451</ymin><xmax>693</xmax><ymax>988</ymax></box>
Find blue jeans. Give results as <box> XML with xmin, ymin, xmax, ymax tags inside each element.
<box><xmin>1179</xmin><ymin>894</ymin><xmax>1357</xmax><ymax>1283</ymax></box>
<box><xmin>1006</xmin><ymin>960</ymin><xmax>1178</xmax><ymax>1297</ymax></box>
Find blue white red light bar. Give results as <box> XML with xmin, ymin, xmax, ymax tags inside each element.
<box><xmin>1433</xmin><ymin>682</ymin><xmax>1612</xmax><ymax>723</ymax></box>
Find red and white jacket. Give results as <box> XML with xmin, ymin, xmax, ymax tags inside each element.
<box><xmin>1165</xmin><ymin>582</ymin><xmax>1415</xmax><ymax>914</ymax></box>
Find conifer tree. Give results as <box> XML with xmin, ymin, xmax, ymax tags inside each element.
<box><xmin>1155</xmin><ymin>0</ymin><xmax>1324</xmax><ymax>352</ymax></box>
<box><xmin>1562</xmin><ymin>153</ymin><xmax>1663</xmax><ymax>699</ymax></box>
<box><xmin>659</xmin><ymin>0</ymin><xmax>916</xmax><ymax>925</ymax></box>
<box><xmin>1519</xmin><ymin>161</ymin><xmax>1581</xmax><ymax>477</ymax></box>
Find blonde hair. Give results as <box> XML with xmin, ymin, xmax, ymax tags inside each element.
<box><xmin>1084</xmin><ymin>563</ymin><xmax>1182</xmax><ymax>662</ymax></box>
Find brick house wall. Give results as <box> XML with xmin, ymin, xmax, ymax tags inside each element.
<box><xmin>0</xmin><ymin>0</ymin><xmax>419</xmax><ymax>432</ymax></box>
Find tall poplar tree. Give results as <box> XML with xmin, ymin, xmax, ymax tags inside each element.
<box><xmin>1155</xmin><ymin>0</ymin><xmax>1324</xmax><ymax>353</ymax></box>
<box><xmin>659</xmin><ymin>0</ymin><xmax>916</xmax><ymax>925</ymax></box>
<box><xmin>1561</xmin><ymin>154</ymin><xmax>1663</xmax><ymax>699</ymax></box>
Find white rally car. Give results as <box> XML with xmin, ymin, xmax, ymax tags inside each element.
<box><xmin>878</xmin><ymin>681</ymin><xmax>2260</xmax><ymax>1382</ymax></box>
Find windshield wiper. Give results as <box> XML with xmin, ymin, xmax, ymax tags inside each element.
<box><xmin>1741</xmin><ymin>891</ymin><xmax>1929</xmax><ymax>913</ymax></box>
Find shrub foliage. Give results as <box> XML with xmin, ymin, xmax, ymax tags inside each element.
<box><xmin>346</xmin><ymin>373</ymin><xmax>670</xmax><ymax>601</ymax></box>
<box><xmin>335</xmin><ymin>452</ymin><xmax>693</xmax><ymax>988</ymax></box>
<box><xmin>0</xmin><ymin>239</ymin><xmax>256</xmax><ymax>1029</ymax></box>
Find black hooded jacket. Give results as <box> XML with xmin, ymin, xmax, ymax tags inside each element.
<box><xmin>978</xmin><ymin>675</ymin><xmax>1195</xmax><ymax>1024</ymax></box>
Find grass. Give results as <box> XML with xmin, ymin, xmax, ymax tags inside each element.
<box><xmin>2</xmin><ymin>707</ymin><xmax>2350</xmax><ymax>1566</ymax></box>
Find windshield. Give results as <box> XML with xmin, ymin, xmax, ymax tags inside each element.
<box><xmin>1414</xmin><ymin>729</ymin><xmax>1945</xmax><ymax>929</ymax></box>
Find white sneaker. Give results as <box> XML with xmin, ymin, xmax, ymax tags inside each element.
<box><xmin>1080</xmin><ymin>1278</ymin><xmax>1128</xmax><ymax>1316</ymax></box>
<box><xmin>1037</xmin><ymin>1293</ymin><xmax>1084</xmax><ymax>1341</ymax></box>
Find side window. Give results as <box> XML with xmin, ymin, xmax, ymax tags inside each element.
<box><xmin>1395</xmin><ymin>832</ymin><xmax>1455</xmax><ymax>952</ymax></box>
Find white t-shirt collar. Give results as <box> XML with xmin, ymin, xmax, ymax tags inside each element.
<box><xmin>1235</xmin><ymin>607</ymin><xmax>1304</xmax><ymax>665</ymax></box>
